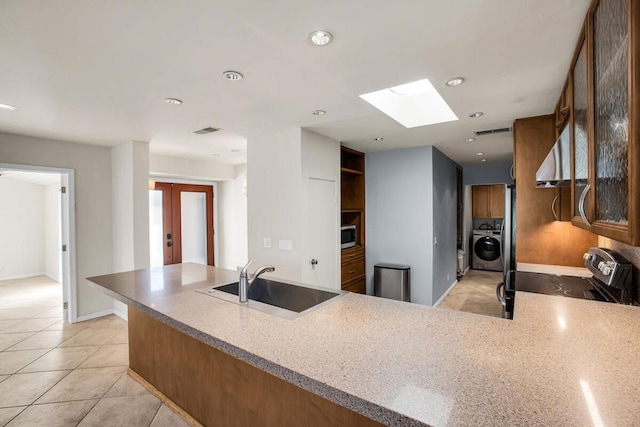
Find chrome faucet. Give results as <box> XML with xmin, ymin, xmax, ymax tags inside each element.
<box><xmin>239</xmin><ymin>260</ymin><xmax>275</xmax><ymax>304</ymax></box>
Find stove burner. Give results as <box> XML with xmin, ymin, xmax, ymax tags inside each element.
<box><xmin>515</xmin><ymin>272</ymin><xmax>613</xmax><ymax>302</ymax></box>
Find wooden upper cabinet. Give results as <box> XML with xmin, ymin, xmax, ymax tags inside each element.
<box><xmin>472</xmin><ymin>186</ymin><xmax>491</xmax><ymax>218</ymax></box>
<box><xmin>569</xmin><ymin>0</ymin><xmax>640</xmax><ymax>245</ymax></box>
<box><xmin>472</xmin><ymin>185</ymin><xmax>504</xmax><ymax>219</ymax></box>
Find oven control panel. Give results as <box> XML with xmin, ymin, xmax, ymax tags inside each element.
<box><xmin>583</xmin><ymin>248</ymin><xmax>632</xmax><ymax>290</ymax></box>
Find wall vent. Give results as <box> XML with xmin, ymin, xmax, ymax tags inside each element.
<box><xmin>193</xmin><ymin>127</ymin><xmax>221</xmax><ymax>135</ymax></box>
<box><xmin>474</xmin><ymin>127</ymin><xmax>512</xmax><ymax>136</ymax></box>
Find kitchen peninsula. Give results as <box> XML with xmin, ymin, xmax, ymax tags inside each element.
<box><xmin>88</xmin><ymin>263</ymin><xmax>640</xmax><ymax>426</ymax></box>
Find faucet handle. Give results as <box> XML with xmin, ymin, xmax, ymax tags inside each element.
<box><xmin>240</xmin><ymin>260</ymin><xmax>253</xmax><ymax>277</ymax></box>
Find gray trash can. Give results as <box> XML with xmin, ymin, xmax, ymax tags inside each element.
<box><xmin>374</xmin><ymin>263</ymin><xmax>410</xmax><ymax>302</ymax></box>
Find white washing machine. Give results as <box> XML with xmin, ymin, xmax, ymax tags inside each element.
<box><xmin>472</xmin><ymin>230</ymin><xmax>503</xmax><ymax>272</ymax></box>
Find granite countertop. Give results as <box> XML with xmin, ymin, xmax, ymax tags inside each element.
<box><xmin>87</xmin><ymin>263</ymin><xmax>640</xmax><ymax>427</ymax></box>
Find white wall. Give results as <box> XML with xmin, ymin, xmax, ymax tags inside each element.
<box><xmin>44</xmin><ymin>182</ymin><xmax>62</xmax><ymax>281</ymax></box>
<box><xmin>300</xmin><ymin>129</ymin><xmax>340</xmax><ymax>288</ymax></box>
<box><xmin>111</xmin><ymin>141</ymin><xmax>150</xmax><ymax>319</ymax></box>
<box><xmin>247</xmin><ymin>128</ymin><xmax>340</xmax><ymax>285</ymax></box>
<box><xmin>150</xmin><ymin>153</ymin><xmax>236</xmax><ymax>181</ymax></box>
<box><xmin>218</xmin><ymin>165</ymin><xmax>248</xmax><ymax>271</ymax></box>
<box><xmin>0</xmin><ymin>177</ymin><xmax>46</xmax><ymax>278</ymax></box>
<box><xmin>248</xmin><ymin>128</ymin><xmax>303</xmax><ymax>281</ymax></box>
<box><xmin>0</xmin><ymin>132</ymin><xmax>114</xmax><ymax>318</ymax></box>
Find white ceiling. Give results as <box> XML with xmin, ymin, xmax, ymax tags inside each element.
<box><xmin>0</xmin><ymin>0</ymin><xmax>591</xmax><ymax>167</ymax></box>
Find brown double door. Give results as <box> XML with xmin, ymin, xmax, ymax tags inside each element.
<box><xmin>154</xmin><ymin>183</ymin><xmax>214</xmax><ymax>266</ymax></box>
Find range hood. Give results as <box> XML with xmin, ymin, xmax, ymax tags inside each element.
<box><xmin>535</xmin><ymin>125</ymin><xmax>571</xmax><ymax>188</ymax></box>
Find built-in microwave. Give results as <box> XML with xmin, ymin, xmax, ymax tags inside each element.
<box><xmin>341</xmin><ymin>225</ymin><xmax>357</xmax><ymax>249</ymax></box>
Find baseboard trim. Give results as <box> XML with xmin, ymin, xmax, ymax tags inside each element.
<box><xmin>128</xmin><ymin>368</ymin><xmax>203</xmax><ymax>427</ymax></box>
<box><xmin>113</xmin><ymin>307</ymin><xmax>128</xmax><ymax>321</ymax></box>
<box><xmin>463</xmin><ymin>266</ymin><xmax>470</xmax><ymax>275</ymax></box>
<box><xmin>76</xmin><ymin>309</ymin><xmax>115</xmax><ymax>323</ymax></box>
<box><xmin>434</xmin><ymin>279</ymin><xmax>459</xmax><ymax>307</ymax></box>
<box><xmin>0</xmin><ymin>272</ymin><xmax>48</xmax><ymax>281</ymax></box>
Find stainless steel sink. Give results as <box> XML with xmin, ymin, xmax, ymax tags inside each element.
<box><xmin>198</xmin><ymin>278</ymin><xmax>343</xmax><ymax>319</ymax></box>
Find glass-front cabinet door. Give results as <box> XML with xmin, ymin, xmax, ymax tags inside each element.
<box><xmin>571</xmin><ymin>0</ymin><xmax>639</xmax><ymax>245</ymax></box>
<box><xmin>592</xmin><ymin>0</ymin><xmax>629</xmax><ymax>226</ymax></box>
<box><xmin>572</xmin><ymin>39</ymin><xmax>589</xmax><ymax>224</ymax></box>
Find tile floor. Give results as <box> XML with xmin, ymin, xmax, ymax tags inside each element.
<box><xmin>438</xmin><ymin>269</ymin><xmax>504</xmax><ymax>318</ymax></box>
<box><xmin>0</xmin><ymin>276</ymin><xmax>190</xmax><ymax>427</ymax></box>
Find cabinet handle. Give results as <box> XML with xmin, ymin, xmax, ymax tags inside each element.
<box><xmin>348</xmin><ymin>253</ymin><xmax>356</xmax><ymax>257</ymax></box>
<box><xmin>551</xmin><ymin>195</ymin><xmax>559</xmax><ymax>221</ymax></box>
<box><xmin>578</xmin><ymin>184</ymin><xmax>591</xmax><ymax>227</ymax></box>
<box><xmin>348</xmin><ymin>270</ymin><xmax>356</xmax><ymax>274</ymax></box>
<box><xmin>510</xmin><ymin>165</ymin><xmax>515</xmax><ymax>180</ymax></box>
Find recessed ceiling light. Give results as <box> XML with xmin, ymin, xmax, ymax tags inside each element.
<box><xmin>373</xmin><ymin>137</ymin><xmax>384</xmax><ymax>141</ymax></box>
<box><xmin>480</xmin><ymin>158</ymin><xmax>487</xmax><ymax>163</ymax></box>
<box><xmin>0</xmin><ymin>103</ymin><xmax>18</xmax><ymax>111</ymax></box>
<box><xmin>211</xmin><ymin>153</ymin><xmax>221</xmax><ymax>157</ymax></box>
<box><xmin>308</xmin><ymin>30</ymin><xmax>333</xmax><ymax>46</ymax></box>
<box><xmin>446</xmin><ymin>77</ymin><xmax>465</xmax><ymax>87</ymax></box>
<box><xmin>222</xmin><ymin>70</ymin><xmax>243</xmax><ymax>81</ymax></box>
<box><xmin>469</xmin><ymin>112</ymin><xmax>484</xmax><ymax>118</ymax></box>
<box><xmin>465</xmin><ymin>137</ymin><xmax>476</xmax><ymax>142</ymax></box>
<box><xmin>359</xmin><ymin>78</ymin><xmax>458</xmax><ymax>128</ymax></box>
<box><xmin>475</xmin><ymin>152</ymin><xmax>484</xmax><ymax>156</ymax></box>
<box><xmin>164</xmin><ymin>98</ymin><xmax>182</xmax><ymax>105</ymax></box>
<box><xmin>231</xmin><ymin>149</ymin><xmax>243</xmax><ymax>153</ymax></box>
<box><xmin>312</xmin><ymin>110</ymin><xmax>326</xmax><ymax>116</ymax></box>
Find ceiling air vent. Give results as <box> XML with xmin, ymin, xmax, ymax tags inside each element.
<box><xmin>474</xmin><ymin>127</ymin><xmax>512</xmax><ymax>136</ymax></box>
<box><xmin>193</xmin><ymin>127</ymin><xmax>221</xmax><ymax>135</ymax></box>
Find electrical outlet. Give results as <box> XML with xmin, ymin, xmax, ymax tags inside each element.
<box><xmin>263</xmin><ymin>238</ymin><xmax>271</xmax><ymax>248</ymax></box>
<box><xmin>278</xmin><ymin>239</ymin><xmax>293</xmax><ymax>251</ymax></box>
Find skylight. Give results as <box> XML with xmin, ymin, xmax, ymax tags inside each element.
<box><xmin>359</xmin><ymin>78</ymin><xmax>458</xmax><ymax>128</ymax></box>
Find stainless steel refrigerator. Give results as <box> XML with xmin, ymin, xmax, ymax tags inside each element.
<box><xmin>497</xmin><ymin>184</ymin><xmax>516</xmax><ymax>319</ymax></box>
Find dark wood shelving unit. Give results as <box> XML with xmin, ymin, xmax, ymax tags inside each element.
<box><xmin>341</xmin><ymin>146</ymin><xmax>366</xmax><ymax>294</ymax></box>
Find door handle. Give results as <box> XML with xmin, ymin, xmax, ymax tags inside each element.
<box><xmin>551</xmin><ymin>195</ymin><xmax>559</xmax><ymax>220</ymax></box>
<box><xmin>167</xmin><ymin>241</ymin><xmax>173</xmax><ymax>247</ymax></box>
<box><xmin>496</xmin><ymin>282</ymin><xmax>506</xmax><ymax>306</ymax></box>
<box><xmin>310</xmin><ymin>259</ymin><xmax>318</xmax><ymax>266</ymax></box>
<box><xmin>578</xmin><ymin>184</ymin><xmax>591</xmax><ymax>226</ymax></box>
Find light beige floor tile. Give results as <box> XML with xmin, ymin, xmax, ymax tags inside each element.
<box><xmin>0</xmin><ymin>375</ymin><xmax>7</xmax><ymax>383</ymax></box>
<box><xmin>44</xmin><ymin>320</ymin><xmax>90</xmax><ymax>332</ymax></box>
<box><xmin>31</xmin><ymin>307</ymin><xmax>64</xmax><ymax>319</ymax></box>
<box><xmin>106</xmin><ymin>328</ymin><xmax>128</xmax><ymax>345</ymax></box>
<box><xmin>104</xmin><ymin>372</ymin><xmax>149</xmax><ymax>398</ymax></box>
<box><xmin>20</xmin><ymin>346</ymin><xmax>101</xmax><ymax>373</ymax></box>
<box><xmin>0</xmin><ymin>333</ymin><xmax>34</xmax><ymax>352</ymax></box>
<box><xmin>0</xmin><ymin>349</ymin><xmax>49</xmax><ymax>375</ymax></box>
<box><xmin>8</xmin><ymin>330</ymin><xmax>79</xmax><ymax>351</ymax></box>
<box><xmin>0</xmin><ymin>308</ymin><xmax>48</xmax><ymax>320</ymax></box>
<box><xmin>150</xmin><ymin>404</ymin><xmax>191</xmax><ymax>427</ymax></box>
<box><xmin>0</xmin><ymin>407</ymin><xmax>25</xmax><ymax>426</ymax></box>
<box><xmin>1</xmin><ymin>318</ymin><xmax>61</xmax><ymax>333</ymax></box>
<box><xmin>0</xmin><ymin>298</ymin><xmax>59</xmax><ymax>309</ymax></box>
<box><xmin>37</xmin><ymin>366</ymin><xmax>127</xmax><ymax>403</ymax></box>
<box><xmin>79</xmin><ymin>344</ymin><xmax>128</xmax><ymax>369</ymax></box>
<box><xmin>6</xmin><ymin>399</ymin><xmax>98</xmax><ymax>427</ymax></box>
<box><xmin>0</xmin><ymin>320</ymin><xmax>20</xmax><ymax>332</ymax></box>
<box><xmin>78</xmin><ymin>395</ymin><xmax>161</xmax><ymax>427</ymax></box>
<box><xmin>85</xmin><ymin>315</ymin><xmax>127</xmax><ymax>329</ymax></box>
<box><xmin>58</xmin><ymin>328</ymin><xmax>120</xmax><ymax>348</ymax></box>
<box><xmin>0</xmin><ymin>371</ymin><xmax>69</xmax><ymax>407</ymax></box>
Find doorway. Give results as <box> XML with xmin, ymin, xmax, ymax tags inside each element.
<box><xmin>149</xmin><ymin>182</ymin><xmax>215</xmax><ymax>267</ymax></box>
<box><xmin>0</xmin><ymin>163</ymin><xmax>76</xmax><ymax>323</ymax></box>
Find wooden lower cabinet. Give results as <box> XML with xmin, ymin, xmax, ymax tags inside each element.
<box><xmin>128</xmin><ymin>308</ymin><xmax>382</xmax><ymax>427</ymax></box>
<box><xmin>340</xmin><ymin>246</ymin><xmax>366</xmax><ymax>294</ymax></box>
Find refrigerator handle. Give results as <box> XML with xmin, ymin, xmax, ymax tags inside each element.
<box><xmin>496</xmin><ymin>282</ymin><xmax>506</xmax><ymax>306</ymax></box>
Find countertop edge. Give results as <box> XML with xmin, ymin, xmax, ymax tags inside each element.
<box><xmin>85</xmin><ymin>279</ymin><xmax>427</xmax><ymax>427</ymax></box>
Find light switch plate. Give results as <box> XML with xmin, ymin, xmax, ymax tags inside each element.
<box><xmin>278</xmin><ymin>239</ymin><xmax>293</xmax><ymax>251</ymax></box>
<box><xmin>263</xmin><ymin>238</ymin><xmax>271</xmax><ymax>248</ymax></box>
